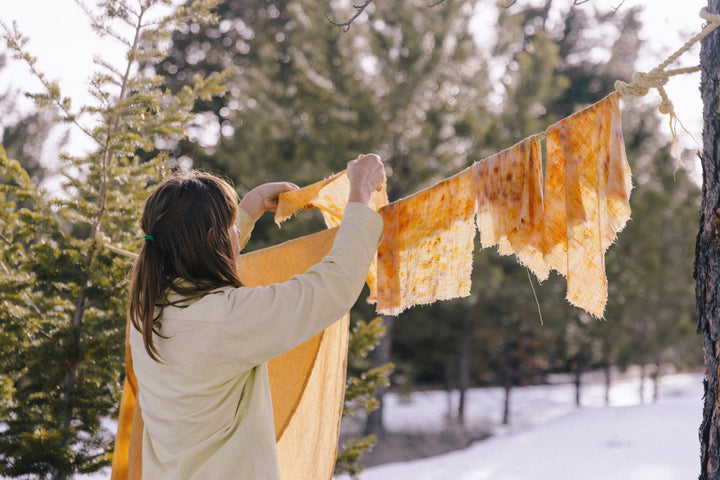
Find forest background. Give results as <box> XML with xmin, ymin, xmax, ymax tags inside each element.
<box><xmin>0</xmin><ymin>0</ymin><xmax>705</xmax><ymax>478</ymax></box>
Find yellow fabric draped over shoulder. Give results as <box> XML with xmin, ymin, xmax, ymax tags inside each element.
<box><xmin>474</xmin><ymin>137</ymin><xmax>549</xmax><ymax>280</ymax></box>
<box><xmin>111</xmin><ymin>228</ymin><xmax>348</xmax><ymax>480</ymax></box>
<box><xmin>110</xmin><ymin>316</ymin><xmax>143</xmax><ymax>480</ymax></box>
<box><xmin>376</xmin><ymin>166</ymin><xmax>477</xmax><ymax>316</ymax></box>
<box><xmin>542</xmin><ymin>92</ymin><xmax>632</xmax><ymax>317</ymax></box>
<box><xmin>274</xmin><ymin>170</ymin><xmax>388</xmax><ymax>303</ymax></box>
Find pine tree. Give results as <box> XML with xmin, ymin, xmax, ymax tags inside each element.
<box><xmin>697</xmin><ymin>0</ymin><xmax>720</xmax><ymax>476</ymax></box>
<box><xmin>0</xmin><ymin>1</ymin><xmax>233</xmax><ymax>477</ymax></box>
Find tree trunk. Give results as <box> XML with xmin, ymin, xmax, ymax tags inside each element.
<box><xmin>697</xmin><ymin>1</ymin><xmax>720</xmax><ymax>477</ymax></box>
<box><xmin>652</xmin><ymin>361</ymin><xmax>660</xmax><ymax>403</ymax></box>
<box><xmin>574</xmin><ymin>357</ymin><xmax>583</xmax><ymax>407</ymax></box>
<box><xmin>457</xmin><ymin>308</ymin><xmax>472</xmax><ymax>425</ymax></box>
<box><xmin>604</xmin><ymin>363</ymin><xmax>611</xmax><ymax>406</ymax></box>
<box><xmin>365</xmin><ymin>314</ymin><xmax>395</xmax><ymax>438</ymax></box>
<box><xmin>639</xmin><ymin>363</ymin><xmax>647</xmax><ymax>404</ymax></box>
<box><xmin>502</xmin><ymin>381</ymin><xmax>512</xmax><ymax>426</ymax></box>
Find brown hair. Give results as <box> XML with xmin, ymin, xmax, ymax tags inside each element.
<box><xmin>129</xmin><ymin>171</ymin><xmax>243</xmax><ymax>362</ymax></box>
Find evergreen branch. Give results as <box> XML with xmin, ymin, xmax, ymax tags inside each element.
<box><xmin>73</xmin><ymin>0</ymin><xmax>134</xmax><ymax>46</ymax></box>
<box><xmin>325</xmin><ymin>0</ymin><xmax>374</xmax><ymax>32</ymax></box>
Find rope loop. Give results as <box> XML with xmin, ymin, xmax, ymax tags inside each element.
<box><xmin>613</xmin><ymin>8</ymin><xmax>719</xmax><ymax>160</ymax></box>
<box><xmin>615</xmin><ymin>7</ymin><xmax>720</xmax><ymax>109</ymax></box>
<box><xmin>700</xmin><ymin>7</ymin><xmax>720</xmax><ymax>27</ymax></box>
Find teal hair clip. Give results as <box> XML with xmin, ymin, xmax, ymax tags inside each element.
<box><xmin>144</xmin><ymin>234</ymin><xmax>155</xmax><ymax>242</ymax></box>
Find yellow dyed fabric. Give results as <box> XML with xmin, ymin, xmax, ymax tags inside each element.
<box><xmin>474</xmin><ymin>137</ymin><xmax>549</xmax><ymax>280</ymax></box>
<box><xmin>110</xmin><ymin>316</ymin><xmax>142</xmax><ymax>480</ymax></box>
<box><xmin>376</xmin><ymin>166</ymin><xmax>477</xmax><ymax>316</ymax></box>
<box><xmin>274</xmin><ymin>170</ymin><xmax>388</xmax><ymax>303</ymax></box>
<box><xmin>237</xmin><ymin>228</ymin><xmax>348</xmax><ymax>480</ymax></box>
<box><xmin>542</xmin><ymin>92</ymin><xmax>632</xmax><ymax>317</ymax></box>
<box><xmin>274</xmin><ymin>170</ymin><xmax>388</xmax><ymax>227</ymax></box>
<box><xmin>112</xmin><ymin>228</ymin><xmax>349</xmax><ymax>480</ymax></box>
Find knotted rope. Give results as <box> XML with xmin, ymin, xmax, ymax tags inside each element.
<box><xmin>615</xmin><ymin>8</ymin><xmax>720</xmax><ymax>158</ymax></box>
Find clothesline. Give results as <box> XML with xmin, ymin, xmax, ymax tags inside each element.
<box><xmin>275</xmin><ymin>92</ymin><xmax>631</xmax><ymax>319</ymax></box>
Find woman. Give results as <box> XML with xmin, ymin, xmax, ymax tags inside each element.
<box><xmin>128</xmin><ymin>154</ymin><xmax>385</xmax><ymax>479</ymax></box>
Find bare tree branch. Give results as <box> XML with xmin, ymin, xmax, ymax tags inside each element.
<box><xmin>497</xmin><ymin>0</ymin><xmax>518</xmax><ymax>8</ymax></box>
<box><xmin>611</xmin><ymin>0</ymin><xmax>626</xmax><ymax>13</ymax></box>
<box><xmin>428</xmin><ymin>0</ymin><xmax>447</xmax><ymax>8</ymax></box>
<box><xmin>325</xmin><ymin>0</ymin><xmax>374</xmax><ymax>32</ymax></box>
<box><xmin>573</xmin><ymin>0</ymin><xmax>591</xmax><ymax>5</ymax></box>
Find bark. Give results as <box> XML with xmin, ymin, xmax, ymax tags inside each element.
<box><xmin>604</xmin><ymin>364</ymin><xmax>611</xmax><ymax>406</ymax></box>
<box><xmin>652</xmin><ymin>362</ymin><xmax>660</xmax><ymax>404</ymax></box>
<box><xmin>697</xmin><ymin>1</ymin><xmax>720</xmax><ymax>477</ymax></box>
<box><xmin>639</xmin><ymin>363</ymin><xmax>647</xmax><ymax>404</ymax></box>
<box><xmin>502</xmin><ymin>381</ymin><xmax>512</xmax><ymax>425</ymax></box>
<box><xmin>574</xmin><ymin>357</ymin><xmax>583</xmax><ymax>407</ymax></box>
<box><xmin>457</xmin><ymin>308</ymin><xmax>472</xmax><ymax>425</ymax></box>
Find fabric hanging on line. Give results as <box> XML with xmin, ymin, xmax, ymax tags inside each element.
<box><xmin>237</xmin><ymin>228</ymin><xmax>347</xmax><ymax>480</ymax></box>
<box><xmin>274</xmin><ymin>170</ymin><xmax>388</xmax><ymax>227</ymax></box>
<box><xmin>374</xmin><ymin>93</ymin><xmax>630</xmax><ymax>318</ymax></box>
<box><xmin>111</xmin><ymin>228</ymin><xmax>348</xmax><ymax>480</ymax></box>
<box><xmin>375</xmin><ymin>166</ymin><xmax>478</xmax><ymax>316</ymax></box>
<box><xmin>542</xmin><ymin>92</ymin><xmax>632</xmax><ymax>317</ymax></box>
<box><xmin>474</xmin><ymin>137</ymin><xmax>549</xmax><ymax>281</ymax></box>
<box><xmin>274</xmin><ymin>169</ymin><xmax>388</xmax><ymax>303</ymax></box>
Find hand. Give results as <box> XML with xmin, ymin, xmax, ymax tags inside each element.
<box><xmin>239</xmin><ymin>181</ymin><xmax>299</xmax><ymax>222</ymax></box>
<box><xmin>347</xmin><ymin>154</ymin><xmax>385</xmax><ymax>205</ymax></box>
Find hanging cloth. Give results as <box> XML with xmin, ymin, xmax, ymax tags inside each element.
<box><xmin>237</xmin><ymin>228</ymin><xmax>348</xmax><ymax>480</ymax></box>
<box><xmin>274</xmin><ymin>169</ymin><xmax>388</xmax><ymax>303</ymax></box>
<box><xmin>475</xmin><ymin>137</ymin><xmax>549</xmax><ymax>280</ymax></box>
<box><xmin>542</xmin><ymin>92</ymin><xmax>632</xmax><ymax>317</ymax></box>
<box><xmin>376</xmin><ymin>166</ymin><xmax>477</xmax><ymax>315</ymax></box>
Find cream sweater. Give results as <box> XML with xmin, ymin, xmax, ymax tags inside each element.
<box><xmin>130</xmin><ymin>202</ymin><xmax>383</xmax><ymax>479</ymax></box>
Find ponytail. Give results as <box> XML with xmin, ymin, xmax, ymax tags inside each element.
<box><xmin>128</xmin><ymin>171</ymin><xmax>243</xmax><ymax>362</ymax></box>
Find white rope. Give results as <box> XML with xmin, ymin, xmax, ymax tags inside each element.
<box><xmin>615</xmin><ymin>7</ymin><xmax>720</xmax><ymax>115</ymax></box>
<box><xmin>614</xmin><ymin>8</ymin><xmax>720</xmax><ymax>159</ymax></box>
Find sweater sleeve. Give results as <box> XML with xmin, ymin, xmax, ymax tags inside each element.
<box><xmin>236</xmin><ymin>207</ymin><xmax>254</xmax><ymax>252</ymax></box>
<box><xmin>220</xmin><ymin>202</ymin><xmax>383</xmax><ymax>369</ymax></box>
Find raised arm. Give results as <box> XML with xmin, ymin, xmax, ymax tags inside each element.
<box><xmin>222</xmin><ymin>154</ymin><xmax>386</xmax><ymax>368</ymax></box>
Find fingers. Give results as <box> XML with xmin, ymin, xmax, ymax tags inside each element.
<box><xmin>259</xmin><ymin>182</ymin><xmax>299</xmax><ymax>212</ymax></box>
<box><xmin>347</xmin><ymin>153</ymin><xmax>385</xmax><ymax>204</ymax></box>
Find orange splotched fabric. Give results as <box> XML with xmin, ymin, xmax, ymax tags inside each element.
<box><xmin>274</xmin><ymin>170</ymin><xmax>388</xmax><ymax>303</ymax></box>
<box><xmin>376</xmin><ymin>166</ymin><xmax>477</xmax><ymax>316</ymax></box>
<box><xmin>474</xmin><ymin>137</ymin><xmax>549</xmax><ymax>280</ymax></box>
<box><xmin>111</xmin><ymin>228</ymin><xmax>347</xmax><ymax>480</ymax></box>
<box><xmin>542</xmin><ymin>92</ymin><xmax>632</xmax><ymax>317</ymax></box>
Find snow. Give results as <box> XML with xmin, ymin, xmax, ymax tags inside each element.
<box><xmin>337</xmin><ymin>372</ymin><xmax>704</xmax><ymax>480</ymax></box>
<box><xmin>69</xmin><ymin>371</ymin><xmax>703</xmax><ymax>479</ymax></box>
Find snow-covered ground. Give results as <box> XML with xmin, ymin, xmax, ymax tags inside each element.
<box><xmin>71</xmin><ymin>371</ymin><xmax>703</xmax><ymax>479</ymax></box>
<box><xmin>339</xmin><ymin>371</ymin><xmax>704</xmax><ymax>480</ymax></box>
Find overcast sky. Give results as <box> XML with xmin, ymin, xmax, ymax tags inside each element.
<box><xmin>0</xmin><ymin>0</ymin><xmax>708</xmax><ymax>165</ymax></box>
